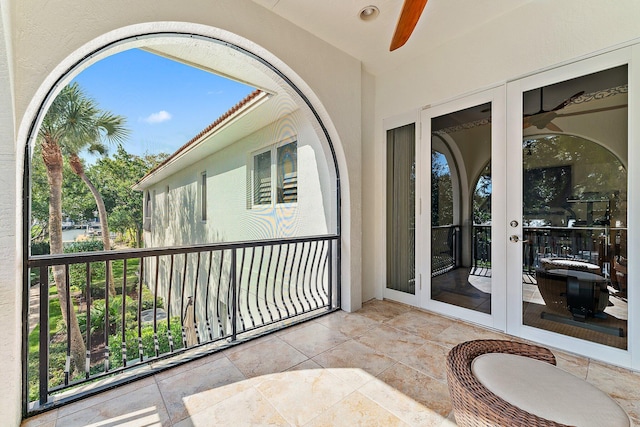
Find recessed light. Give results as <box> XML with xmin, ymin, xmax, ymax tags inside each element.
<box><xmin>359</xmin><ymin>6</ymin><xmax>380</xmax><ymax>21</ymax></box>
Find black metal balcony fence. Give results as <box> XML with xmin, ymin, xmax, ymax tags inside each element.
<box><xmin>431</xmin><ymin>225</ymin><xmax>460</xmax><ymax>277</ymax></box>
<box><xmin>522</xmin><ymin>226</ymin><xmax>627</xmax><ymax>273</ymax></box>
<box><xmin>25</xmin><ymin>235</ymin><xmax>339</xmax><ymax>413</ymax></box>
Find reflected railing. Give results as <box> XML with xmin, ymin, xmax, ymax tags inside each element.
<box><xmin>522</xmin><ymin>226</ymin><xmax>627</xmax><ymax>277</ymax></box>
<box><xmin>431</xmin><ymin>225</ymin><xmax>460</xmax><ymax>277</ymax></box>
<box><xmin>26</xmin><ymin>235</ymin><xmax>339</xmax><ymax>412</ymax></box>
<box><xmin>472</xmin><ymin>225</ymin><xmax>491</xmax><ymax>274</ymax></box>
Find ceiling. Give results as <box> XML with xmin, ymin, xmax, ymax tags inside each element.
<box><xmin>252</xmin><ymin>0</ymin><xmax>533</xmax><ymax>75</ymax></box>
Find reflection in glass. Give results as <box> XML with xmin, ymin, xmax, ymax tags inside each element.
<box><xmin>431</xmin><ymin>103</ymin><xmax>492</xmax><ymax>313</ymax></box>
<box><xmin>521</xmin><ymin>65</ymin><xmax>628</xmax><ymax>349</ymax></box>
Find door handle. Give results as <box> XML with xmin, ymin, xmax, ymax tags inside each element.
<box><xmin>510</xmin><ymin>235</ymin><xmax>520</xmax><ymax>243</ymax></box>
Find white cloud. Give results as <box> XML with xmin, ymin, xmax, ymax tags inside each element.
<box><xmin>143</xmin><ymin>110</ymin><xmax>172</xmax><ymax>124</ymax></box>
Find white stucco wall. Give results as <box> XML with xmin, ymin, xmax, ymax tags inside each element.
<box><xmin>0</xmin><ymin>0</ymin><xmax>20</xmax><ymax>425</ymax></box>
<box><xmin>141</xmin><ymin>108</ymin><xmax>337</xmax><ymax>328</ymax></box>
<box><xmin>367</xmin><ymin>0</ymin><xmax>640</xmax><ymax>304</ymax></box>
<box><xmin>144</xmin><ymin>108</ymin><xmax>336</xmax><ymax>246</ymax></box>
<box><xmin>2</xmin><ymin>1</ymin><xmax>362</xmax><ymax>422</ymax></box>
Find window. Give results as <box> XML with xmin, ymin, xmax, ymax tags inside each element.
<box><xmin>200</xmin><ymin>172</ymin><xmax>207</xmax><ymax>221</ymax></box>
<box><xmin>251</xmin><ymin>139</ymin><xmax>297</xmax><ymax>207</ymax></box>
<box><xmin>143</xmin><ymin>190</ymin><xmax>152</xmax><ymax>231</ymax></box>
<box><xmin>277</xmin><ymin>141</ymin><xmax>297</xmax><ymax>204</ymax></box>
<box><xmin>165</xmin><ymin>185</ymin><xmax>170</xmax><ymax>220</ymax></box>
<box><xmin>253</xmin><ymin>150</ymin><xmax>272</xmax><ymax>205</ymax></box>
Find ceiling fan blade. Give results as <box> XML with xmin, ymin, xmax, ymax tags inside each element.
<box><xmin>545</xmin><ymin>121</ymin><xmax>563</xmax><ymax>132</ymax></box>
<box><xmin>551</xmin><ymin>91</ymin><xmax>585</xmax><ymax>111</ymax></box>
<box><xmin>390</xmin><ymin>0</ymin><xmax>429</xmax><ymax>51</ymax></box>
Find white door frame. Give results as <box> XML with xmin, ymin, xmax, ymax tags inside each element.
<box><xmin>420</xmin><ymin>86</ymin><xmax>507</xmax><ymax>331</ymax></box>
<box><xmin>382</xmin><ymin>111</ymin><xmax>422</xmax><ymax>306</ymax></box>
<box><xmin>506</xmin><ymin>46</ymin><xmax>638</xmax><ymax>369</ymax></box>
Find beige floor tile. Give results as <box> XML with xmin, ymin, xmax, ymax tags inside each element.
<box><xmin>384</xmin><ymin>310</ymin><xmax>454</xmax><ymax>341</ymax></box>
<box><xmin>20</xmin><ymin>409</ymin><xmax>57</xmax><ymax>427</ymax></box>
<box><xmin>359</xmin><ymin>375</ymin><xmax>451</xmax><ymax>427</ymax></box>
<box><xmin>552</xmin><ymin>350</ymin><xmax>589</xmax><ymax>379</ymax></box>
<box><xmin>440</xmin><ymin>411</ymin><xmax>459</xmax><ymax>426</ymax></box>
<box><xmin>24</xmin><ymin>300</ymin><xmax>640</xmax><ymax>427</ymax></box>
<box><xmin>257</xmin><ymin>369</ymin><xmax>357</xmax><ymax>425</ymax></box>
<box><xmin>156</xmin><ymin>356</ymin><xmax>246</xmax><ymax>423</ymax></box>
<box><xmin>279</xmin><ymin>321</ymin><xmax>350</xmax><ymax>357</ymax></box>
<box><xmin>377</xmin><ymin>363</ymin><xmax>451</xmax><ymax>416</ymax></box>
<box><xmin>174</xmin><ymin>386</ymin><xmax>290</xmax><ymax>427</ymax></box>
<box><xmin>305</xmin><ymin>391</ymin><xmax>409</xmax><ymax>426</ymax></box>
<box><xmin>312</xmin><ymin>340</ymin><xmax>396</xmax><ymax>378</ymax></box>
<box><xmin>227</xmin><ymin>336</ymin><xmax>308</xmax><ymax>378</ymax></box>
<box><xmin>315</xmin><ymin>310</ymin><xmax>380</xmax><ymax>338</ymax></box>
<box><xmin>356</xmin><ymin>299</ymin><xmax>411</xmax><ymax>322</ymax></box>
<box><xmin>586</xmin><ymin>359</ymin><xmax>640</xmax><ymax>424</ymax></box>
<box><xmin>54</xmin><ymin>382</ymin><xmax>170</xmax><ymax>427</ymax></box>
<box><xmin>152</xmin><ymin>349</ymin><xmax>228</xmax><ymax>382</ymax></box>
<box><xmin>55</xmin><ymin>376</ymin><xmax>157</xmax><ymax>419</ymax></box>
<box><xmin>394</xmin><ymin>341</ymin><xmax>449</xmax><ymax>381</ymax></box>
<box><xmin>587</xmin><ymin>360</ymin><xmax>640</xmax><ymax>400</ymax></box>
<box><xmin>287</xmin><ymin>358</ymin><xmax>323</xmax><ymax>371</ymax></box>
<box><xmin>431</xmin><ymin>323</ymin><xmax>505</xmax><ymax>350</ymax></box>
<box><xmin>356</xmin><ymin>324</ymin><xmax>425</xmax><ymax>360</ymax></box>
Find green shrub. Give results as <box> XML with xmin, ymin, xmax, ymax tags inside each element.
<box><xmin>31</xmin><ymin>241</ymin><xmax>50</xmax><ymax>255</ymax></box>
<box><xmin>109</xmin><ymin>318</ymin><xmax>184</xmax><ymax>369</ymax></box>
<box><xmin>64</xmin><ymin>240</ymin><xmax>104</xmax><ymax>253</ymax></box>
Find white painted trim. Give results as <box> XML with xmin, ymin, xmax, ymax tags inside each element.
<box><xmin>379</xmin><ymin>110</ymin><xmax>420</xmax><ymax>303</ymax></box>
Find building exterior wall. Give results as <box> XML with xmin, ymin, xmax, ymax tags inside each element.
<box><xmin>0</xmin><ymin>1</ymin><xmax>20</xmax><ymax>425</ymax></box>
<box><xmin>143</xmin><ymin>109</ymin><xmax>336</xmax><ymax>247</ymax></box>
<box><xmin>140</xmin><ymin>109</ymin><xmax>337</xmax><ymax>324</ymax></box>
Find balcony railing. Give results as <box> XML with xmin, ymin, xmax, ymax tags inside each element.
<box><xmin>432</xmin><ymin>225</ymin><xmax>460</xmax><ymax>277</ymax></box>
<box><xmin>26</xmin><ymin>235</ymin><xmax>339</xmax><ymax>412</ymax></box>
<box><xmin>472</xmin><ymin>225</ymin><xmax>491</xmax><ymax>272</ymax></box>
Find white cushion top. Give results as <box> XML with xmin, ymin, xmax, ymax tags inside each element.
<box><xmin>471</xmin><ymin>353</ymin><xmax>630</xmax><ymax>427</ymax></box>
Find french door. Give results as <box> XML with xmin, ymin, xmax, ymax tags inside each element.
<box><xmin>506</xmin><ymin>47</ymin><xmax>637</xmax><ymax>368</ymax></box>
<box><xmin>413</xmin><ymin>47</ymin><xmax>638</xmax><ymax>368</ymax></box>
<box><xmin>420</xmin><ymin>87</ymin><xmax>507</xmax><ymax>330</ymax></box>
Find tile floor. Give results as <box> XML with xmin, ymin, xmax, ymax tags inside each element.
<box><xmin>21</xmin><ymin>299</ymin><xmax>640</xmax><ymax>426</ymax></box>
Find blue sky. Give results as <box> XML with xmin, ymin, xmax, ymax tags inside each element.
<box><xmin>72</xmin><ymin>48</ymin><xmax>255</xmax><ymax>159</ymax></box>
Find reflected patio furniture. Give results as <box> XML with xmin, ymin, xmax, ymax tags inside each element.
<box><xmin>613</xmin><ymin>257</ymin><xmax>627</xmax><ymax>294</ymax></box>
<box><xmin>446</xmin><ymin>340</ymin><xmax>631</xmax><ymax>427</ymax></box>
<box><xmin>535</xmin><ymin>257</ymin><xmax>622</xmax><ymax>336</ymax></box>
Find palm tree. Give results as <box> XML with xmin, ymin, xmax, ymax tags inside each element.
<box><xmin>37</xmin><ymin>82</ymin><xmax>128</xmax><ymax>374</ymax></box>
<box><xmin>69</xmin><ymin>127</ymin><xmax>127</xmax><ymax>297</ymax></box>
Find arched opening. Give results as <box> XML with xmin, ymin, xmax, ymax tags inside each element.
<box><xmin>23</xmin><ymin>30</ymin><xmax>343</xmax><ymax>412</ymax></box>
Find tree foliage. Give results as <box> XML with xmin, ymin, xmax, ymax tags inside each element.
<box><xmin>88</xmin><ymin>147</ymin><xmax>168</xmax><ymax>247</ymax></box>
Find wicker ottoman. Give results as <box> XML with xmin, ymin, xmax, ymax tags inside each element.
<box><xmin>446</xmin><ymin>340</ymin><xmax>630</xmax><ymax>427</ymax></box>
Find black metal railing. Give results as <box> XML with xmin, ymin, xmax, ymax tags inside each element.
<box><xmin>472</xmin><ymin>225</ymin><xmax>491</xmax><ymax>271</ymax></box>
<box><xmin>26</xmin><ymin>235</ymin><xmax>339</xmax><ymax>411</ymax></box>
<box><xmin>522</xmin><ymin>226</ymin><xmax>627</xmax><ymax>274</ymax></box>
<box><xmin>431</xmin><ymin>225</ymin><xmax>459</xmax><ymax>277</ymax></box>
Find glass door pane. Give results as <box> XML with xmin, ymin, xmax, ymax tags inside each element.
<box><xmin>431</xmin><ymin>103</ymin><xmax>492</xmax><ymax>313</ymax></box>
<box><xmin>520</xmin><ymin>65</ymin><xmax>628</xmax><ymax>349</ymax></box>
<box><xmin>387</xmin><ymin>123</ymin><xmax>416</xmax><ymax>294</ymax></box>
